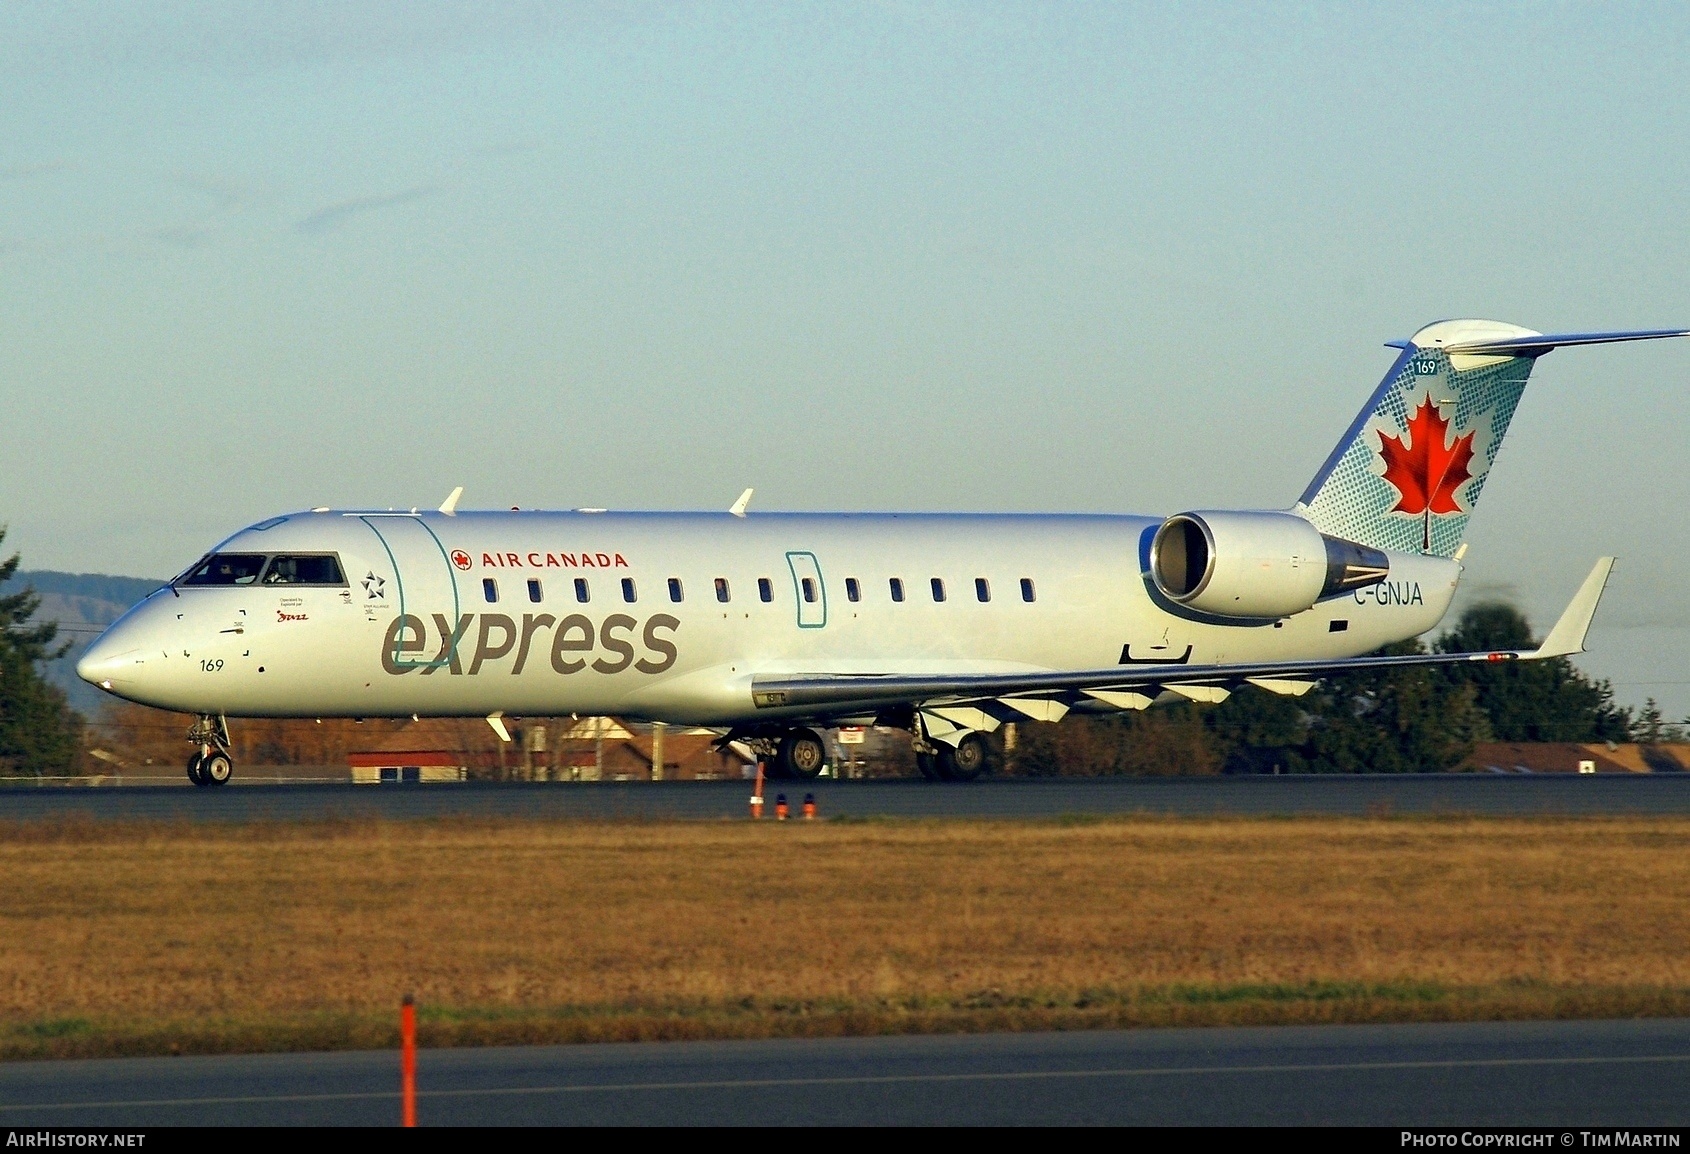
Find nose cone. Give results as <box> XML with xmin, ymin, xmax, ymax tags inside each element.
<box><xmin>77</xmin><ymin>592</ymin><xmax>169</xmax><ymax>693</ymax></box>
<box><xmin>77</xmin><ymin>633</ymin><xmax>141</xmax><ymax>691</ymax></box>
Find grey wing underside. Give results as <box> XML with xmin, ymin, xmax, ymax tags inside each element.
<box><xmin>747</xmin><ymin>559</ymin><xmax>1614</xmax><ymax>740</ymax></box>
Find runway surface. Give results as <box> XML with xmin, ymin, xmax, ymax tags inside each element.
<box><xmin>0</xmin><ymin>773</ymin><xmax>1686</xmax><ymax>822</ymax></box>
<box><xmin>0</xmin><ymin>1019</ymin><xmax>1685</xmax><ymax>1126</ymax></box>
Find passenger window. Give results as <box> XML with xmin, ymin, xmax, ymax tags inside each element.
<box><xmin>483</xmin><ymin>578</ymin><xmax>498</xmax><ymax>603</ymax></box>
<box><xmin>889</xmin><ymin>578</ymin><xmax>904</xmax><ymax>603</ymax></box>
<box><xmin>574</xmin><ymin>578</ymin><xmax>590</xmax><ymax>603</ymax></box>
<box><xmin>758</xmin><ymin>577</ymin><xmax>773</xmax><ymax>603</ymax></box>
<box><xmin>1021</xmin><ymin>578</ymin><xmax>1036</xmax><ymax>602</ymax></box>
<box><xmin>801</xmin><ymin>577</ymin><xmax>817</xmax><ymax>603</ymax></box>
<box><xmin>179</xmin><ymin>553</ymin><xmax>267</xmax><ymax>587</ymax></box>
<box><xmin>975</xmin><ymin>578</ymin><xmax>990</xmax><ymax>602</ymax></box>
<box><xmin>931</xmin><ymin>578</ymin><xmax>946</xmax><ymax>602</ymax></box>
<box><xmin>527</xmin><ymin>579</ymin><xmax>543</xmax><ymax>603</ymax></box>
<box><xmin>263</xmin><ymin>554</ymin><xmax>346</xmax><ymax>585</ymax></box>
<box><xmin>715</xmin><ymin>577</ymin><xmax>731</xmax><ymax>603</ymax></box>
<box><xmin>668</xmin><ymin>578</ymin><xmax>684</xmax><ymax>603</ymax></box>
<box><xmin>622</xmin><ymin>578</ymin><xmax>637</xmax><ymax>603</ymax></box>
<box><xmin>845</xmin><ymin>577</ymin><xmax>860</xmax><ymax>602</ymax></box>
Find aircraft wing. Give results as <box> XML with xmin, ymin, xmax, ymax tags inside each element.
<box><xmin>749</xmin><ymin>558</ymin><xmax>1614</xmax><ymax>728</ymax></box>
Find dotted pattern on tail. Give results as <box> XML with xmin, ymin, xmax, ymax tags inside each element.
<box><xmin>1297</xmin><ymin>349</ymin><xmax>1533</xmax><ymax>557</ymax></box>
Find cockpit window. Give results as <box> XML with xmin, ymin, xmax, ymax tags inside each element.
<box><xmin>179</xmin><ymin>554</ymin><xmax>268</xmax><ymax>586</ymax></box>
<box><xmin>263</xmin><ymin>554</ymin><xmax>347</xmax><ymax>586</ymax></box>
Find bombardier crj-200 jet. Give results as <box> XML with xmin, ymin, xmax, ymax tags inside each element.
<box><xmin>80</xmin><ymin>320</ymin><xmax>1686</xmax><ymax>786</ymax></box>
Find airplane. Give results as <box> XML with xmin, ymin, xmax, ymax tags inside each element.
<box><xmin>78</xmin><ymin>319</ymin><xmax>1686</xmax><ymax>787</ymax></box>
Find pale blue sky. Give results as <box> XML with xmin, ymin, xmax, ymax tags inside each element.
<box><xmin>3</xmin><ymin>2</ymin><xmax>1689</xmax><ymax>713</ymax></box>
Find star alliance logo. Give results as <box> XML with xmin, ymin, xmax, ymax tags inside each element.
<box><xmin>363</xmin><ymin>572</ymin><xmax>387</xmax><ymax>600</ymax></box>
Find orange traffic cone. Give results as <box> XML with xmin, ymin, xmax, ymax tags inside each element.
<box><xmin>750</xmin><ymin>762</ymin><xmax>765</xmax><ymax>819</ymax></box>
<box><xmin>775</xmin><ymin>793</ymin><xmax>789</xmax><ymax>821</ymax></box>
<box><xmin>803</xmin><ymin>793</ymin><xmax>817</xmax><ymax>820</ymax></box>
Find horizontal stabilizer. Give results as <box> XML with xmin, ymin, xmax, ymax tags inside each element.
<box><xmin>1442</xmin><ymin>328</ymin><xmax>1688</xmax><ymax>357</ymax></box>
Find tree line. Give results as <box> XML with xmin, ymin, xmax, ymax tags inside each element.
<box><xmin>1011</xmin><ymin>602</ymin><xmax>1652</xmax><ymax>776</ymax></box>
<box><xmin>0</xmin><ymin>529</ymin><xmax>82</xmax><ymax>776</ymax></box>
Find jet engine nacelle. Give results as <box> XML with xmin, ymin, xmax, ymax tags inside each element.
<box><xmin>1150</xmin><ymin>510</ymin><xmax>1390</xmax><ymax>619</ymax></box>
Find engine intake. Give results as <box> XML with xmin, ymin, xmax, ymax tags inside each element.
<box><xmin>1150</xmin><ymin>511</ymin><xmax>1389</xmax><ymax>619</ymax></box>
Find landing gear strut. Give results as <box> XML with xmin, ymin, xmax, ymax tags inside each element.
<box><xmin>186</xmin><ymin>714</ymin><xmax>233</xmax><ymax>788</ymax></box>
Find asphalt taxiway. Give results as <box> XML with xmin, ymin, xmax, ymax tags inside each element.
<box><xmin>1</xmin><ymin>1019</ymin><xmax>1685</xmax><ymax>1126</ymax></box>
<box><xmin>0</xmin><ymin>773</ymin><xmax>1685</xmax><ymax>823</ymax></box>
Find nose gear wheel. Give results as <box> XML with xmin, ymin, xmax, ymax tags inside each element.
<box><xmin>185</xmin><ymin>714</ymin><xmax>235</xmax><ymax>789</ymax></box>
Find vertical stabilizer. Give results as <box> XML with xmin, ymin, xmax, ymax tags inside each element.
<box><xmin>1295</xmin><ymin>320</ymin><xmax>1541</xmax><ymax>557</ymax></box>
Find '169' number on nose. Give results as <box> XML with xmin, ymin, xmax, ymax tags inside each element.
<box><xmin>200</xmin><ymin>659</ymin><xmax>223</xmax><ymax>672</ymax></box>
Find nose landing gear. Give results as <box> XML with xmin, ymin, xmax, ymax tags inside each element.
<box><xmin>186</xmin><ymin>714</ymin><xmax>234</xmax><ymax>788</ymax></box>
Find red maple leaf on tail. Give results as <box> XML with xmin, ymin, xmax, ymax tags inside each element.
<box><xmin>1378</xmin><ymin>395</ymin><xmax>1476</xmax><ymax>550</ymax></box>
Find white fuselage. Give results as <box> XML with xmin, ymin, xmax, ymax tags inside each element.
<box><xmin>79</xmin><ymin>509</ymin><xmax>1458</xmax><ymax>725</ymax></box>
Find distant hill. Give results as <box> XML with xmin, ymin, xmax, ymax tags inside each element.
<box><xmin>12</xmin><ymin>571</ymin><xmax>163</xmax><ymax>608</ymax></box>
<box><xmin>0</xmin><ymin>570</ymin><xmax>164</xmax><ymax>718</ymax></box>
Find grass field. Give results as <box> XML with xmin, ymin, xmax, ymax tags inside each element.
<box><xmin>2</xmin><ymin>814</ymin><xmax>1688</xmax><ymax>1060</ymax></box>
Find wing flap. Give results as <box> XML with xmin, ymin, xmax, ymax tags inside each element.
<box><xmin>1245</xmin><ymin>677</ymin><xmax>1318</xmax><ymax>697</ymax></box>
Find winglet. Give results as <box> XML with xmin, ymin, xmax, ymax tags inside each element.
<box><xmin>486</xmin><ymin>712</ymin><xmax>511</xmax><ymax>743</ymax></box>
<box><xmin>439</xmin><ymin>486</ymin><xmax>464</xmax><ymax>516</ymax></box>
<box><xmin>1534</xmin><ymin>557</ymin><xmax>1616</xmax><ymax>658</ymax></box>
<box><xmin>729</xmin><ymin>488</ymin><xmax>753</xmax><ymax>518</ymax></box>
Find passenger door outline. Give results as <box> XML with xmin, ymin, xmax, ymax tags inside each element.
<box><xmin>360</xmin><ymin>515</ymin><xmax>462</xmax><ymax>670</ymax></box>
<box><xmin>785</xmin><ymin>551</ymin><xmax>827</xmax><ymax>629</ymax></box>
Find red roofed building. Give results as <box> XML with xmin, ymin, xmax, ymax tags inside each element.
<box><xmin>1466</xmin><ymin>742</ymin><xmax>1690</xmax><ymax>774</ymax></box>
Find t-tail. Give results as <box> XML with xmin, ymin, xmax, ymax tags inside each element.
<box><xmin>1294</xmin><ymin>320</ymin><xmax>1688</xmax><ymax>557</ymax></box>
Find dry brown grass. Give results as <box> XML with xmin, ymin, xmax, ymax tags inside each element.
<box><xmin>2</xmin><ymin>814</ymin><xmax>1689</xmax><ymax>1059</ymax></box>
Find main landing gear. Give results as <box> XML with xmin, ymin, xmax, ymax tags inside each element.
<box><xmin>771</xmin><ymin>727</ymin><xmax>829</xmax><ymax>780</ymax></box>
<box><xmin>916</xmin><ymin>732</ymin><xmax>995</xmax><ymax>782</ymax></box>
<box><xmin>732</xmin><ymin>727</ymin><xmax>832</xmax><ymax>780</ymax></box>
<box><xmin>730</xmin><ymin>724</ymin><xmax>996</xmax><ymax>783</ymax></box>
<box><xmin>186</xmin><ymin>714</ymin><xmax>234</xmax><ymax>788</ymax></box>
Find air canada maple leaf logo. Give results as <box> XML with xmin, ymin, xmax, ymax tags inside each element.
<box><xmin>1378</xmin><ymin>394</ymin><xmax>1476</xmax><ymax>550</ymax></box>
